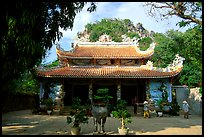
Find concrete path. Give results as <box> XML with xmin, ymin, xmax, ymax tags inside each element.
<box><xmin>2</xmin><ymin>109</ymin><xmax>202</xmax><ymax>135</ymax></box>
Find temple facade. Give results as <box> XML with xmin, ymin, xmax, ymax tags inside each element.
<box><xmin>36</xmin><ymin>34</ymin><xmax>184</xmax><ymax>107</ymax></box>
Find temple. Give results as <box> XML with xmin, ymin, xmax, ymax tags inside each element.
<box><xmin>36</xmin><ymin>34</ymin><xmax>184</xmax><ymax>108</ymax></box>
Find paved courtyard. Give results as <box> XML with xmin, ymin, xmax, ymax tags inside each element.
<box><xmin>2</xmin><ymin>109</ymin><xmax>202</xmax><ymax>135</ymax></box>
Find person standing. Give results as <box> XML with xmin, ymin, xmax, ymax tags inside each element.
<box><xmin>143</xmin><ymin>101</ymin><xmax>150</xmax><ymax>118</ymax></box>
<box><xmin>182</xmin><ymin>100</ymin><xmax>190</xmax><ymax>119</ymax></box>
<box><xmin>132</xmin><ymin>97</ymin><xmax>138</xmax><ymax>114</ymax></box>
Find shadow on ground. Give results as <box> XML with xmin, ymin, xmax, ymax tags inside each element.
<box><xmin>2</xmin><ymin>109</ymin><xmax>202</xmax><ymax>135</ymax></box>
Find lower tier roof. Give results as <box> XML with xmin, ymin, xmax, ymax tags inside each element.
<box><xmin>37</xmin><ymin>66</ymin><xmax>182</xmax><ymax>79</ymax></box>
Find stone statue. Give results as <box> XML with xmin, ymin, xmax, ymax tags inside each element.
<box><xmin>91</xmin><ymin>103</ymin><xmax>109</xmax><ymax>133</ymax></box>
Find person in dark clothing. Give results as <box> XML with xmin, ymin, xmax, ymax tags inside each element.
<box><xmin>132</xmin><ymin>97</ymin><xmax>138</xmax><ymax>114</ymax></box>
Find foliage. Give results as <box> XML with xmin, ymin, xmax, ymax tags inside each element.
<box><xmin>138</xmin><ymin>37</ymin><xmax>153</xmax><ymax>51</ymax></box>
<box><xmin>15</xmin><ymin>70</ymin><xmax>40</xmax><ymax>95</ymax></box>
<box><xmin>144</xmin><ymin>2</ymin><xmax>202</xmax><ymax>27</ymax></box>
<box><xmin>177</xmin><ymin>26</ymin><xmax>202</xmax><ymax>87</ymax></box>
<box><xmin>152</xmin><ymin>30</ymin><xmax>184</xmax><ymax>68</ymax></box>
<box><xmin>43</xmin><ymin>59</ymin><xmax>59</xmax><ymax>68</ymax></box>
<box><xmin>144</xmin><ymin>2</ymin><xmax>202</xmax><ymax>88</ymax></box>
<box><xmin>84</xmin><ymin>18</ymin><xmax>134</xmax><ymax>42</ymax></box>
<box><xmin>126</xmin><ymin>32</ymin><xmax>140</xmax><ymax>39</ymax></box>
<box><xmin>42</xmin><ymin>97</ymin><xmax>54</xmax><ymax>110</ymax></box>
<box><xmin>112</xmin><ymin>100</ymin><xmax>132</xmax><ymax>129</ymax></box>
<box><xmin>2</xmin><ymin>2</ymin><xmax>97</xmax><ymax>94</ymax></box>
<box><xmin>199</xmin><ymin>87</ymin><xmax>202</xmax><ymax>96</ymax></box>
<box><xmin>152</xmin><ymin>26</ymin><xmax>202</xmax><ymax>87</ymax></box>
<box><xmin>83</xmin><ymin>18</ymin><xmax>155</xmax><ymax>52</ymax></box>
<box><xmin>93</xmin><ymin>88</ymin><xmax>113</xmax><ymax>104</ymax></box>
<box><xmin>156</xmin><ymin>99</ymin><xmax>165</xmax><ymax>110</ymax></box>
<box><xmin>67</xmin><ymin>97</ymin><xmax>89</xmax><ymax>127</ymax></box>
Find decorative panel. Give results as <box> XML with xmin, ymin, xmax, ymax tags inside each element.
<box><xmin>72</xmin><ymin>59</ymin><xmax>91</xmax><ymax>66</ymax></box>
<box><xmin>96</xmin><ymin>59</ymin><xmax>111</xmax><ymax>65</ymax></box>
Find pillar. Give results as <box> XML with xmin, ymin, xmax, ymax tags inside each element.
<box><xmin>117</xmin><ymin>83</ymin><xmax>121</xmax><ymax>100</ymax></box>
<box><xmin>89</xmin><ymin>81</ymin><xmax>93</xmax><ymax>103</ymax></box>
<box><xmin>145</xmin><ymin>80</ymin><xmax>150</xmax><ymax>101</ymax></box>
<box><xmin>39</xmin><ymin>82</ymin><xmax>44</xmax><ymax>103</ymax></box>
<box><xmin>59</xmin><ymin>84</ymin><xmax>65</xmax><ymax>109</ymax></box>
<box><xmin>168</xmin><ymin>78</ymin><xmax>173</xmax><ymax>103</ymax></box>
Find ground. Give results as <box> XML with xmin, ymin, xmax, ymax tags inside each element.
<box><xmin>2</xmin><ymin>109</ymin><xmax>202</xmax><ymax>135</ymax></box>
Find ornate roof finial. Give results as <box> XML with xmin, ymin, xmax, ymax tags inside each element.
<box><xmin>98</xmin><ymin>34</ymin><xmax>112</xmax><ymax>42</ymax></box>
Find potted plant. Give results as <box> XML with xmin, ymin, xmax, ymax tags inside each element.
<box><xmin>93</xmin><ymin>88</ymin><xmax>113</xmax><ymax>114</ymax></box>
<box><xmin>66</xmin><ymin>97</ymin><xmax>89</xmax><ymax>135</ymax></box>
<box><xmin>112</xmin><ymin>99</ymin><xmax>132</xmax><ymax>135</ymax></box>
<box><xmin>43</xmin><ymin>97</ymin><xmax>54</xmax><ymax>115</ymax></box>
<box><xmin>93</xmin><ymin>88</ymin><xmax>113</xmax><ymax>105</ymax></box>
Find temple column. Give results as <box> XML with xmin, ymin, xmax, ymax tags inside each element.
<box><xmin>39</xmin><ymin>82</ymin><xmax>44</xmax><ymax>101</ymax></box>
<box><xmin>94</xmin><ymin>59</ymin><xmax>96</xmax><ymax>66</ymax></box>
<box><xmin>117</xmin><ymin>81</ymin><xmax>121</xmax><ymax>100</ymax></box>
<box><xmin>168</xmin><ymin>78</ymin><xmax>173</xmax><ymax>103</ymax></box>
<box><xmin>89</xmin><ymin>81</ymin><xmax>93</xmax><ymax>103</ymax></box>
<box><xmin>145</xmin><ymin>80</ymin><xmax>150</xmax><ymax>101</ymax></box>
<box><xmin>59</xmin><ymin>84</ymin><xmax>65</xmax><ymax>110</ymax></box>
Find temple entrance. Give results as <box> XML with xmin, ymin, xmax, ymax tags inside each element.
<box><xmin>121</xmin><ymin>79</ymin><xmax>146</xmax><ymax>105</ymax></box>
<box><xmin>72</xmin><ymin>85</ymin><xmax>89</xmax><ymax>105</ymax></box>
<box><xmin>64</xmin><ymin>84</ymin><xmax>89</xmax><ymax>105</ymax></box>
<box><xmin>63</xmin><ymin>79</ymin><xmax>146</xmax><ymax>106</ymax></box>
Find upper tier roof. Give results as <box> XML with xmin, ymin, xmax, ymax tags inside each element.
<box><xmin>56</xmin><ymin>34</ymin><xmax>156</xmax><ymax>59</ymax></box>
<box><xmin>56</xmin><ymin>43</ymin><xmax>155</xmax><ymax>59</ymax></box>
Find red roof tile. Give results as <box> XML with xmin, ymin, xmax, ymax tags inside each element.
<box><xmin>37</xmin><ymin>66</ymin><xmax>182</xmax><ymax>78</ymax></box>
<box><xmin>57</xmin><ymin>46</ymin><xmax>153</xmax><ymax>59</ymax></box>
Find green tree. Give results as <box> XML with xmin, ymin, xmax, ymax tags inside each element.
<box><xmin>152</xmin><ymin>30</ymin><xmax>184</xmax><ymax>68</ymax></box>
<box><xmin>152</xmin><ymin>26</ymin><xmax>202</xmax><ymax>87</ymax></box>
<box><xmin>126</xmin><ymin>32</ymin><xmax>140</xmax><ymax>39</ymax></box>
<box><xmin>15</xmin><ymin>70</ymin><xmax>40</xmax><ymax>95</ymax></box>
<box><xmin>144</xmin><ymin>2</ymin><xmax>202</xmax><ymax>27</ymax></box>
<box><xmin>43</xmin><ymin>59</ymin><xmax>59</xmax><ymax>68</ymax></box>
<box><xmin>84</xmin><ymin>18</ymin><xmax>132</xmax><ymax>42</ymax></box>
<box><xmin>138</xmin><ymin>37</ymin><xmax>153</xmax><ymax>51</ymax></box>
<box><xmin>2</xmin><ymin>2</ymin><xmax>96</xmax><ymax>94</ymax></box>
<box><xmin>177</xmin><ymin>26</ymin><xmax>202</xmax><ymax>87</ymax></box>
<box><xmin>82</xmin><ymin>18</ymin><xmax>154</xmax><ymax>51</ymax></box>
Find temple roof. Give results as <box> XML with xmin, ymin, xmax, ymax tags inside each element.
<box><xmin>56</xmin><ymin>45</ymin><xmax>154</xmax><ymax>59</ymax></box>
<box><xmin>56</xmin><ymin>34</ymin><xmax>156</xmax><ymax>60</ymax></box>
<box><xmin>37</xmin><ymin>34</ymin><xmax>184</xmax><ymax>79</ymax></box>
<box><xmin>37</xmin><ymin>66</ymin><xmax>182</xmax><ymax>79</ymax></box>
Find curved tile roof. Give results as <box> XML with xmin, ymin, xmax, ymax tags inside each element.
<box><xmin>37</xmin><ymin>66</ymin><xmax>182</xmax><ymax>79</ymax></box>
<box><xmin>56</xmin><ymin>45</ymin><xmax>154</xmax><ymax>59</ymax></box>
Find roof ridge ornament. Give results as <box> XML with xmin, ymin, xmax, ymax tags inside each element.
<box><xmin>135</xmin><ymin>42</ymin><xmax>155</xmax><ymax>55</ymax></box>
<box><xmin>166</xmin><ymin>54</ymin><xmax>185</xmax><ymax>72</ymax></box>
<box><xmin>73</xmin><ymin>34</ymin><xmax>141</xmax><ymax>46</ymax></box>
<box><xmin>140</xmin><ymin>54</ymin><xmax>185</xmax><ymax>72</ymax></box>
<box><xmin>140</xmin><ymin>60</ymin><xmax>153</xmax><ymax>70</ymax></box>
<box><xmin>98</xmin><ymin>34</ymin><xmax>112</xmax><ymax>42</ymax></box>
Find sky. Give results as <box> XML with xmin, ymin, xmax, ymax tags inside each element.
<box><xmin>42</xmin><ymin>2</ymin><xmax>190</xmax><ymax>64</ymax></box>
